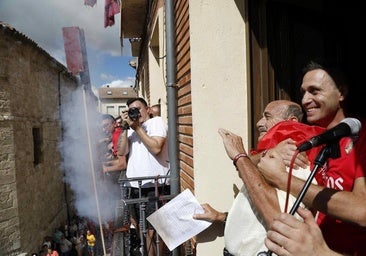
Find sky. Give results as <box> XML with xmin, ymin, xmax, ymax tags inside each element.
<box><xmin>0</xmin><ymin>0</ymin><xmax>136</xmax><ymax>89</ymax></box>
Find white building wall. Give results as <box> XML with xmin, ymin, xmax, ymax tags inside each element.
<box><xmin>189</xmin><ymin>0</ymin><xmax>250</xmax><ymax>254</ymax></box>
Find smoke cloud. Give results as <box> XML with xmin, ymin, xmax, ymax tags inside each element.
<box><xmin>59</xmin><ymin>86</ymin><xmax>120</xmax><ymax>224</ymax></box>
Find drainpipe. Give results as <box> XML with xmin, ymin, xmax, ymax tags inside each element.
<box><xmin>165</xmin><ymin>0</ymin><xmax>178</xmax><ymax>197</ymax></box>
<box><xmin>165</xmin><ymin>1</ymin><xmax>181</xmax><ymax>255</ymax></box>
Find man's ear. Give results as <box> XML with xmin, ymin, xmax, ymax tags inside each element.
<box><xmin>288</xmin><ymin>116</ymin><xmax>299</xmax><ymax>122</ymax></box>
<box><xmin>339</xmin><ymin>86</ymin><xmax>348</xmax><ymax>103</ymax></box>
<box><xmin>147</xmin><ymin>107</ymin><xmax>154</xmax><ymax>118</ymax></box>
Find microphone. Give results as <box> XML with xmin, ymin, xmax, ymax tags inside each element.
<box><xmin>297</xmin><ymin>118</ymin><xmax>361</xmax><ymax>152</ymax></box>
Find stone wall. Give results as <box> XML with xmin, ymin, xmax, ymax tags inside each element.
<box><xmin>0</xmin><ymin>22</ymin><xmax>78</xmax><ymax>255</ymax></box>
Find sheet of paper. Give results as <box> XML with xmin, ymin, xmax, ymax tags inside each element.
<box><xmin>146</xmin><ymin>188</ymin><xmax>212</xmax><ymax>251</ymax></box>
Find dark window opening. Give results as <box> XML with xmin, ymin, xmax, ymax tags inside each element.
<box><xmin>33</xmin><ymin>127</ymin><xmax>43</xmax><ymax>166</ymax></box>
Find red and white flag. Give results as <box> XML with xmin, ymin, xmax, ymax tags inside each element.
<box><xmin>104</xmin><ymin>0</ymin><xmax>120</xmax><ymax>27</ymax></box>
<box><xmin>62</xmin><ymin>27</ymin><xmax>84</xmax><ymax>75</ymax></box>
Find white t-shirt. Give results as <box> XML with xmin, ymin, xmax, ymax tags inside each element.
<box><xmin>224</xmin><ymin>167</ymin><xmax>316</xmax><ymax>256</ymax></box>
<box><xmin>126</xmin><ymin>116</ymin><xmax>170</xmax><ymax>187</ymax></box>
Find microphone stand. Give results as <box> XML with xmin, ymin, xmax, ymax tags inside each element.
<box><xmin>257</xmin><ymin>142</ymin><xmax>340</xmax><ymax>256</ymax></box>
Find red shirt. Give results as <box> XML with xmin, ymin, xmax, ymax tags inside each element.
<box><xmin>314</xmin><ymin>119</ymin><xmax>366</xmax><ymax>255</ymax></box>
<box><xmin>111</xmin><ymin>127</ymin><xmax>122</xmax><ymax>156</ymax></box>
<box><xmin>255</xmin><ymin>120</ymin><xmax>366</xmax><ymax>255</ymax></box>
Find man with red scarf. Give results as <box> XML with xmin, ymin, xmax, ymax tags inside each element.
<box><xmin>194</xmin><ymin>100</ymin><xmax>324</xmax><ymax>255</ymax></box>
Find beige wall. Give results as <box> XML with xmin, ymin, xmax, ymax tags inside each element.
<box><xmin>189</xmin><ymin>0</ymin><xmax>250</xmax><ymax>254</ymax></box>
<box><xmin>148</xmin><ymin>5</ymin><xmax>168</xmax><ymax>120</ymax></box>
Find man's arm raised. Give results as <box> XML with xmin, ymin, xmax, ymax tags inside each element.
<box><xmin>218</xmin><ymin>128</ymin><xmax>282</xmax><ymax>227</ymax></box>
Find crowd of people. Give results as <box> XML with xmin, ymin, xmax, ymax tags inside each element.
<box><xmin>33</xmin><ymin>216</ymin><xmax>98</xmax><ymax>256</ymax></box>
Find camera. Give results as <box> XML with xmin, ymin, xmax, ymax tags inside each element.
<box><xmin>128</xmin><ymin>107</ymin><xmax>141</xmax><ymax>121</ymax></box>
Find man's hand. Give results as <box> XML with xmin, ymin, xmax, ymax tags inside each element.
<box><xmin>193</xmin><ymin>203</ymin><xmax>227</xmax><ymax>223</ymax></box>
<box><xmin>272</xmin><ymin>138</ymin><xmax>309</xmax><ymax>169</ymax></box>
<box><xmin>265</xmin><ymin>208</ymin><xmax>340</xmax><ymax>256</ymax></box>
<box><xmin>218</xmin><ymin>128</ymin><xmax>247</xmax><ymax>160</ymax></box>
<box><xmin>120</xmin><ymin>111</ymin><xmax>140</xmax><ymax>130</ymax></box>
<box><xmin>257</xmin><ymin>149</ymin><xmax>287</xmax><ymax>188</ymax></box>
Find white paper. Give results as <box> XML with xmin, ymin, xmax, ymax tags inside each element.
<box><xmin>146</xmin><ymin>188</ymin><xmax>212</xmax><ymax>251</ymax></box>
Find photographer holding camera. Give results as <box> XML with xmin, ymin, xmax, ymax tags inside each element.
<box><xmin>118</xmin><ymin>97</ymin><xmax>170</xmax><ymax>256</ymax></box>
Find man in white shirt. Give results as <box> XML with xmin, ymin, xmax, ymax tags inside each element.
<box><xmin>118</xmin><ymin>97</ymin><xmax>170</xmax><ymax>256</ymax></box>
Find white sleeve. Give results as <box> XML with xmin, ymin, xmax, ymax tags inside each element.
<box><xmin>277</xmin><ymin>166</ymin><xmax>318</xmax><ymax>220</ymax></box>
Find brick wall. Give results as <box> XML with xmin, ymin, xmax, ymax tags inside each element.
<box><xmin>0</xmin><ymin>22</ymin><xmax>78</xmax><ymax>254</ymax></box>
<box><xmin>175</xmin><ymin>0</ymin><xmax>194</xmax><ymax>193</ymax></box>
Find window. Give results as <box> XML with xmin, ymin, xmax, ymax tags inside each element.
<box><xmin>106</xmin><ymin>106</ymin><xmax>115</xmax><ymax>115</ymax></box>
<box><xmin>118</xmin><ymin>105</ymin><xmax>127</xmax><ymax>115</ymax></box>
<box><xmin>150</xmin><ymin>17</ymin><xmax>160</xmax><ymax>64</ymax></box>
<box><xmin>33</xmin><ymin>127</ymin><xmax>42</xmax><ymax>165</ymax></box>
